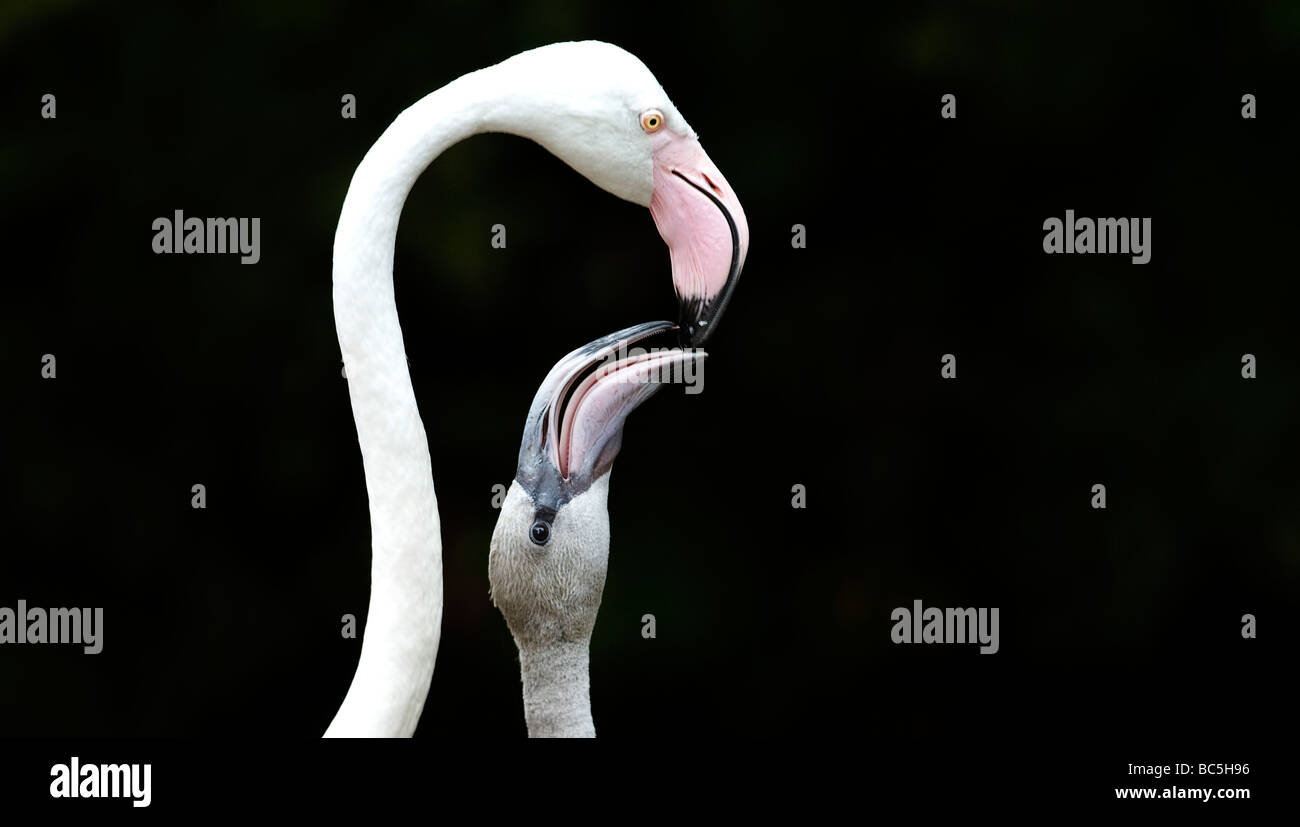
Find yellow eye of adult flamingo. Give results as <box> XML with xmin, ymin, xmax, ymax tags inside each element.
<box><xmin>640</xmin><ymin>110</ymin><xmax>664</xmax><ymax>132</ymax></box>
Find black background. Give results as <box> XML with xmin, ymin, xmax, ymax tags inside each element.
<box><xmin>0</xmin><ymin>0</ymin><xmax>1294</xmax><ymax>794</ymax></box>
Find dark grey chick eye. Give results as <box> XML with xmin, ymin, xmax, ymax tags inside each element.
<box><xmin>529</xmin><ymin>520</ymin><xmax>551</xmax><ymax>546</ymax></box>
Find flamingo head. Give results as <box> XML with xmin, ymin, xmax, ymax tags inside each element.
<box><xmin>488</xmin><ymin>321</ymin><xmax>704</xmax><ymax>645</ymax></box>
<box><xmin>491</xmin><ymin>41</ymin><xmax>749</xmax><ymax>346</ymax></box>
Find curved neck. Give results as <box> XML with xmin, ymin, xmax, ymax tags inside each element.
<box><xmin>518</xmin><ymin>640</ymin><xmax>595</xmax><ymax>738</ymax></box>
<box><xmin>325</xmin><ymin>66</ymin><xmax>525</xmax><ymax>737</ymax></box>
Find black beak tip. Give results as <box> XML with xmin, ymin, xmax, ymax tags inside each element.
<box><xmin>681</xmin><ymin>321</ymin><xmax>708</xmax><ymax>347</ymax></box>
<box><xmin>677</xmin><ymin>296</ymin><xmax>709</xmax><ymax>347</ymax></box>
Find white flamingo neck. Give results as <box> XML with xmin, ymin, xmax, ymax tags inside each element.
<box><xmin>518</xmin><ymin>640</ymin><xmax>596</xmax><ymax>738</ymax></box>
<box><xmin>325</xmin><ymin>68</ymin><xmax>514</xmax><ymax>738</ymax></box>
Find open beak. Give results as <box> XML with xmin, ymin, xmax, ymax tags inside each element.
<box><xmin>649</xmin><ymin>135</ymin><xmax>749</xmax><ymax>346</ymax></box>
<box><xmin>516</xmin><ymin>321</ymin><xmax>706</xmax><ymax>513</ymax></box>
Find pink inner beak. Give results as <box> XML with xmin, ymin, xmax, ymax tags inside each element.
<box><xmin>649</xmin><ymin>132</ymin><xmax>749</xmax><ymax>342</ymax></box>
<box><xmin>557</xmin><ymin>348</ymin><xmax>704</xmax><ymax>483</ymax></box>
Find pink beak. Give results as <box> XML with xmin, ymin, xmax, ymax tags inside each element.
<box><xmin>649</xmin><ymin>133</ymin><xmax>749</xmax><ymax>345</ymax></box>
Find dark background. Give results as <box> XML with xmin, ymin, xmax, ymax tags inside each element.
<box><xmin>1</xmin><ymin>0</ymin><xmax>1295</xmax><ymax>760</ymax></box>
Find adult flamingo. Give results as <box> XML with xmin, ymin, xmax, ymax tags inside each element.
<box><xmin>325</xmin><ymin>41</ymin><xmax>748</xmax><ymax>736</ymax></box>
